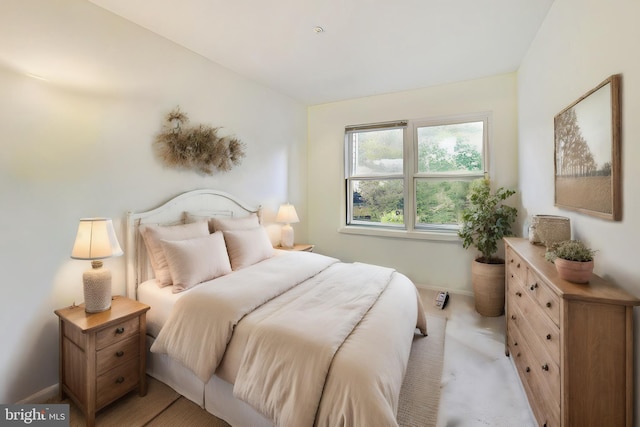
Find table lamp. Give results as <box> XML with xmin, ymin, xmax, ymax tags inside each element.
<box><xmin>276</xmin><ymin>203</ymin><xmax>299</xmax><ymax>249</ymax></box>
<box><xmin>71</xmin><ymin>218</ymin><xmax>123</xmax><ymax>313</ymax></box>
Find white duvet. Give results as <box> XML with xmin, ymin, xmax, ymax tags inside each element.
<box><xmin>151</xmin><ymin>251</ymin><xmax>427</xmax><ymax>427</ymax></box>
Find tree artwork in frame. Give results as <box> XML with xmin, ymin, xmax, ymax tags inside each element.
<box><xmin>554</xmin><ymin>74</ymin><xmax>621</xmax><ymax>221</ymax></box>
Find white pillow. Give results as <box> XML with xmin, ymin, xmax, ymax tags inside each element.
<box><xmin>210</xmin><ymin>213</ymin><xmax>260</xmax><ymax>232</ymax></box>
<box><xmin>223</xmin><ymin>227</ymin><xmax>274</xmax><ymax>270</ymax></box>
<box><xmin>140</xmin><ymin>221</ymin><xmax>209</xmax><ymax>287</ymax></box>
<box><xmin>161</xmin><ymin>232</ymin><xmax>232</xmax><ymax>293</ymax></box>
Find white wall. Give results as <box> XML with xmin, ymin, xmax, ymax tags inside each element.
<box><xmin>307</xmin><ymin>74</ymin><xmax>519</xmax><ymax>291</ymax></box>
<box><xmin>0</xmin><ymin>0</ymin><xmax>307</xmax><ymax>403</ymax></box>
<box><xmin>518</xmin><ymin>0</ymin><xmax>640</xmax><ymax>420</ymax></box>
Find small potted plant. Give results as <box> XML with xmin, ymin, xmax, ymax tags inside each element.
<box><xmin>545</xmin><ymin>240</ymin><xmax>596</xmax><ymax>284</ymax></box>
<box><xmin>458</xmin><ymin>178</ymin><xmax>518</xmax><ymax>316</ymax></box>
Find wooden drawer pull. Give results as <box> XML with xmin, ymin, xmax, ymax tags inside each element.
<box><xmin>116</xmin><ymin>350</ymin><xmax>125</xmax><ymax>357</ymax></box>
<box><xmin>546</xmin><ymin>302</ymin><xmax>552</xmax><ymax>308</ymax></box>
<box><xmin>526</xmin><ymin>366</ymin><xmax>530</xmax><ymax>373</ymax></box>
<box><xmin>546</xmin><ymin>334</ymin><xmax>552</xmax><ymax>340</ymax></box>
<box><xmin>511</xmin><ymin>315</ymin><xmax>517</xmax><ymax>320</ymax></box>
<box><xmin>115</xmin><ymin>327</ymin><xmax>125</xmax><ymax>334</ymax></box>
<box><xmin>516</xmin><ymin>291</ymin><xmax>522</xmax><ymax>297</ymax></box>
<box><xmin>530</xmin><ymin>283</ymin><xmax>538</xmax><ymax>291</ymax></box>
<box><xmin>116</xmin><ymin>376</ymin><xmax>125</xmax><ymax>384</ymax></box>
<box><xmin>542</xmin><ymin>364</ymin><xmax>549</xmax><ymax>371</ymax></box>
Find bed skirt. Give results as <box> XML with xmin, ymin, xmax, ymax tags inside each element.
<box><xmin>145</xmin><ymin>335</ymin><xmax>274</xmax><ymax>426</ymax></box>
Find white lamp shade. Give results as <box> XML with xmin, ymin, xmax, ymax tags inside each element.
<box><xmin>71</xmin><ymin>218</ymin><xmax>123</xmax><ymax>260</ymax></box>
<box><xmin>71</xmin><ymin>218</ymin><xmax>122</xmax><ymax>313</ymax></box>
<box><xmin>276</xmin><ymin>204</ymin><xmax>299</xmax><ymax>224</ymax></box>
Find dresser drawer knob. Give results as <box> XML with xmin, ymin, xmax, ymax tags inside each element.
<box><xmin>526</xmin><ymin>366</ymin><xmax>531</xmax><ymax>373</ymax></box>
<box><xmin>511</xmin><ymin>315</ymin><xmax>516</xmax><ymax>320</ymax></box>
<box><xmin>515</xmin><ymin>291</ymin><xmax>522</xmax><ymax>297</ymax></box>
<box><xmin>517</xmin><ymin>263</ymin><xmax>520</xmax><ymax>268</ymax></box>
<box><xmin>530</xmin><ymin>283</ymin><xmax>538</xmax><ymax>291</ymax></box>
<box><xmin>115</xmin><ymin>327</ymin><xmax>125</xmax><ymax>334</ymax></box>
<box><xmin>116</xmin><ymin>351</ymin><xmax>124</xmax><ymax>357</ymax></box>
<box><xmin>546</xmin><ymin>302</ymin><xmax>552</xmax><ymax>308</ymax></box>
<box><xmin>546</xmin><ymin>334</ymin><xmax>552</xmax><ymax>340</ymax></box>
<box><xmin>542</xmin><ymin>364</ymin><xmax>549</xmax><ymax>371</ymax></box>
<box><xmin>116</xmin><ymin>376</ymin><xmax>125</xmax><ymax>384</ymax></box>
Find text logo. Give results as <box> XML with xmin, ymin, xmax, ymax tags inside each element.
<box><xmin>1</xmin><ymin>404</ymin><xmax>69</xmax><ymax>426</ymax></box>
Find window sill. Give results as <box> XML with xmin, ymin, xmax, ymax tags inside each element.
<box><xmin>338</xmin><ymin>225</ymin><xmax>461</xmax><ymax>242</ymax></box>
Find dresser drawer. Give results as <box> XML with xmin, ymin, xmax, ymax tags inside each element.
<box><xmin>508</xmin><ymin>302</ymin><xmax>560</xmax><ymax>398</ymax></box>
<box><xmin>96</xmin><ymin>358</ymin><xmax>139</xmax><ymax>409</ymax></box>
<box><xmin>510</xmin><ymin>285</ymin><xmax>560</xmax><ymax>365</ymax></box>
<box><xmin>526</xmin><ymin>270</ymin><xmax>560</xmax><ymax>327</ymax></box>
<box><xmin>506</xmin><ymin>248</ymin><xmax>527</xmax><ymax>284</ymax></box>
<box><xmin>507</xmin><ymin>309</ymin><xmax>560</xmax><ymax>427</ymax></box>
<box><xmin>96</xmin><ymin>317</ymin><xmax>140</xmax><ymax>350</ymax></box>
<box><xmin>96</xmin><ymin>335</ymin><xmax>140</xmax><ymax>375</ymax></box>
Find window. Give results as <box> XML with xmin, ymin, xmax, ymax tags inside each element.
<box><xmin>345</xmin><ymin>114</ymin><xmax>488</xmax><ymax>236</ymax></box>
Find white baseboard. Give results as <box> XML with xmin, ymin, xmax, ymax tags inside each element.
<box><xmin>17</xmin><ymin>383</ymin><xmax>59</xmax><ymax>404</ymax></box>
<box><xmin>413</xmin><ymin>283</ymin><xmax>474</xmax><ymax>297</ymax></box>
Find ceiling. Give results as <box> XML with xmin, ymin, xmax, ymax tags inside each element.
<box><xmin>89</xmin><ymin>0</ymin><xmax>554</xmax><ymax>106</ymax></box>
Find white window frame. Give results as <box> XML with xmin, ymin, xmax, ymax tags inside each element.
<box><xmin>341</xmin><ymin>112</ymin><xmax>490</xmax><ymax>241</ymax></box>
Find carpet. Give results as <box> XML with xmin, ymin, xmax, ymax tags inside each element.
<box><xmin>57</xmin><ymin>313</ymin><xmax>446</xmax><ymax>426</ymax></box>
<box><xmin>397</xmin><ymin>314</ymin><xmax>447</xmax><ymax>427</ymax></box>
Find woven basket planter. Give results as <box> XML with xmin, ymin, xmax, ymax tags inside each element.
<box><xmin>471</xmin><ymin>260</ymin><xmax>505</xmax><ymax>317</ymax></box>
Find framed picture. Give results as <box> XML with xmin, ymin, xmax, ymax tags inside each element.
<box><xmin>554</xmin><ymin>74</ymin><xmax>621</xmax><ymax>221</ymax></box>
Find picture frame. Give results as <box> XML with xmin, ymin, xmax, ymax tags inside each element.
<box><xmin>554</xmin><ymin>74</ymin><xmax>621</xmax><ymax>221</ymax></box>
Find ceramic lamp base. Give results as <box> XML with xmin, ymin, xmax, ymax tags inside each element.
<box><xmin>83</xmin><ymin>261</ymin><xmax>112</xmax><ymax>313</ymax></box>
<box><xmin>280</xmin><ymin>224</ymin><xmax>294</xmax><ymax>249</ymax></box>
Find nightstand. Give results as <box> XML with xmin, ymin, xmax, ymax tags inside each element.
<box><xmin>277</xmin><ymin>244</ymin><xmax>314</xmax><ymax>252</ymax></box>
<box><xmin>55</xmin><ymin>296</ymin><xmax>150</xmax><ymax>427</ymax></box>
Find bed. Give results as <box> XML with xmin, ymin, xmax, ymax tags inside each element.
<box><xmin>125</xmin><ymin>189</ymin><xmax>427</xmax><ymax>426</ymax></box>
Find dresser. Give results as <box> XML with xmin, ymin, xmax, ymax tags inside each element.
<box><xmin>504</xmin><ymin>238</ymin><xmax>639</xmax><ymax>427</ymax></box>
<box><xmin>55</xmin><ymin>296</ymin><xmax>150</xmax><ymax>427</ymax></box>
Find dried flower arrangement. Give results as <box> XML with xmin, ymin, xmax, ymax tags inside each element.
<box><xmin>154</xmin><ymin>107</ymin><xmax>246</xmax><ymax>174</ymax></box>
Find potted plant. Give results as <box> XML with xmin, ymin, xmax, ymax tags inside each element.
<box><xmin>458</xmin><ymin>178</ymin><xmax>518</xmax><ymax>316</ymax></box>
<box><xmin>545</xmin><ymin>240</ymin><xmax>596</xmax><ymax>284</ymax></box>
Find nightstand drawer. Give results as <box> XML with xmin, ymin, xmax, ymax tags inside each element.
<box><xmin>96</xmin><ymin>316</ymin><xmax>140</xmax><ymax>350</ymax></box>
<box><xmin>97</xmin><ymin>335</ymin><xmax>140</xmax><ymax>374</ymax></box>
<box><xmin>96</xmin><ymin>358</ymin><xmax>139</xmax><ymax>408</ymax></box>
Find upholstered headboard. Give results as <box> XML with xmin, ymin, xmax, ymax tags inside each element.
<box><xmin>125</xmin><ymin>189</ymin><xmax>262</xmax><ymax>299</ymax></box>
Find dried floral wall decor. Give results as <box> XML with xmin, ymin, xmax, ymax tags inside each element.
<box><xmin>154</xmin><ymin>107</ymin><xmax>246</xmax><ymax>174</ymax></box>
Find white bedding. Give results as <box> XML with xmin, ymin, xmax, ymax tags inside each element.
<box><xmin>234</xmin><ymin>261</ymin><xmax>394</xmax><ymax>426</ymax></box>
<box><xmin>148</xmin><ymin>250</ymin><xmax>427</xmax><ymax>426</ymax></box>
<box><xmin>137</xmin><ymin>279</ymin><xmax>183</xmax><ymax>337</ymax></box>
<box><xmin>138</xmin><ymin>249</ymin><xmax>291</xmax><ymax>338</ymax></box>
